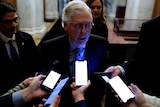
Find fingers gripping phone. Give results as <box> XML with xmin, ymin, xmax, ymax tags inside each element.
<box><xmin>75</xmin><ymin>60</ymin><xmax>88</xmax><ymax>86</ymax></box>
<box><xmin>44</xmin><ymin>77</ymin><xmax>71</xmax><ymax>106</ymax></box>
<box><xmin>102</xmin><ymin>75</ymin><xmax>135</xmax><ymax>103</ymax></box>
<box><xmin>41</xmin><ymin>70</ymin><xmax>61</xmax><ymax>92</ymax></box>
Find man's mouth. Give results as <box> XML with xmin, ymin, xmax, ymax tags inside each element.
<box><xmin>79</xmin><ymin>37</ymin><xmax>85</xmax><ymax>40</ymax></box>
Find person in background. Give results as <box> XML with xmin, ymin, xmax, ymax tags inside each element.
<box><xmin>85</xmin><ymin>0</ymin><xmax>109</xmax><ymax>43</ymax></box>
<box><xmin>0</xmin><ymin>2</ymin><xmax>39</xmax><ymax>95</ymax></box>
<box><xmin>104</xmin><ymin>16</ymin><xmax>160</xmax><ymax>106</ymax></box>
<box><xmin>38</xmin><ymin>1</ymin><xmax>109</xmax><ymax>107</ymax></box>
<box><xmin>0</xmin><ymin>75</ymin><xmax>50</xmax><ymax>107</ymax></box>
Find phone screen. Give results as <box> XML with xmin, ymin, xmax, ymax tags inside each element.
<box><xmin>44</xmin><ymin>77</ymin><xmax>70</xmax><ymax>106</ymax></box>
<box><xmin>41</xmin><ymin>70</ymin><xmax>61</xmax><ymax>91</ymax></box>
<box><xmin>75</xmin><ymin>60</ymin><xmax>88</xmax><ymax>86</ymax></box>
<box><xmin>102</xmin><ymin>76</ymin><xmax>134</xmax><ymax>103</ymax></box>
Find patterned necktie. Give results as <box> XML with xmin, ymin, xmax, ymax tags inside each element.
<box><xmin>76</xmin><ymin>48</ymin><xmax>85</xmax><ymax>60</ymax></box>
<box><xmin>8</xmin><ymin>40</ymin><xmax>19</xmax><ymax>65</ymax></box>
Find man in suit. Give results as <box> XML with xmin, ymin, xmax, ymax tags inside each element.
<box><xmin>0</xmin><ymin>2</ymin><xmax>39</xmax><ymax>95</ymax></box>
<box><xmin>104</xmin><ymin>15</ymin><xmax>160</xmax><ymax>105</ymax></box>
<box><xmin>38</xmin><ymin>1</ymin><xmax>109</xmax><ymax>107</ymax></box>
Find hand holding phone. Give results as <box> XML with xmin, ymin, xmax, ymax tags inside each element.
<box><xmin>44</xmin><ymin>77</ymin><xmax>71</xmax><ymax>106</ymax></box>
<box><xmin>75</xmin><ymin>60</ymin><xmax>88</xmax><ymax>86</ymax></box>
<box><xmin>102</xmin><ymin>76</ymin><xmax>135</xmax><ymax>103</ymax></box>
<box><xmin>41</xmin><ymin>70</ymin><xmax>61</xmax><ymax>92</ymax></box>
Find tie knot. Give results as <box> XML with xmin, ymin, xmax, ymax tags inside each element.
<box><xmin>76</xmin><ymin>48</ymin><xmax>85</xmax><ymax>60</ymax></box>
<box><xmin>8</xmin><ymin>39</ymin><xmax>19</xmax><ymax>65</ymax></box>
<box><xmin>8</xmin><ymin>40</ymin><xmax>13</xmax><ymax>45</ymax></box>
<box><xmin>77</xmin><ymin>48</ymin><xmax>84</xmax><ymax>53</ymax></box>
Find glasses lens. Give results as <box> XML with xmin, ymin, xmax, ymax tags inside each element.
<box><xmin>0</xmin><ymin>17</ymin><xmax>19</xmax><ymax>24</ymax></box>
<box><xmin>71</xmin><ymin>22</ymin><xmax>93</xmax><ymax>31</ymax></box>
<box><xmin>85</xmin><ymin>22</ymin><xmax>93</xmax><ymax>30</ymax></box>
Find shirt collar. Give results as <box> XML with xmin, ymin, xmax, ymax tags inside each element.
<box><xmin>69</xmin><ymin>41</ymin><xmax>86</xmax><ymax>52</ymax></box>
<box><xmin>0</xmin><ymin>32</ymin><xmax>15</xmax><ymax>43</ymax></box>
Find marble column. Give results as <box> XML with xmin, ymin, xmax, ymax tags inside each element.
<box><xmin>16</xmin><ymin>0</ymin><xmax>46</xmax><ymax>39</ymax></box>
<box><xmin>45</xmin><ymin>0</ymin><xmax>59</xmax><ymax>21</ymax></box>
<box><xmin>106</xmin><ymin>0</ymin><xmax>155</xmax><ymax>20</ymax></box>
<box><xmin>125</xmin><ymin>0</ymin><xmax>155</xmax><ymax>19</ymax></box>
<box><xmin>58</xmin><ymin>0</ymin><xmax>68</xmax><ymax>18</ymax></box>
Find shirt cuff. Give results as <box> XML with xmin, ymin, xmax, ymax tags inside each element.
<box><xmin>12</xmin><ymin>90</ymin><xmax>25</xmax><ymax>107</ymax></box>
<box><xmin>75</xmin><ymin>100</ymin><xmax>87</xmax><ymax>107</ymax></box>
<box><xmin>116</xmin><ymin>65</ymin><xmax>125</xmax><ymax>76</ymax></box>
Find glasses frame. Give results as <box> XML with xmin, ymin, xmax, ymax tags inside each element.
<box><xmin>69</xmin><ymin>22</ymin><xmax>94</xmax><ymax>31</ymax></box>
<box><xmin>0</xmin><ymin>17</ymin><xmax>20</xmax><ymax>24</ymax></box>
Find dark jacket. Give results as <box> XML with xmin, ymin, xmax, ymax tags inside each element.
<box><xmin>0</xmin><ymin>30</ymin><xmax>39</xmax><ymax>95</ymax></box>
<box><xmin>122</xmin><ymin>16</ymin><xmax>160</xmax><ymax>97</ymax></box>
<box><xmin>0</xmin><ymin>94</ymin><xmax>13</xmax><ymax>107</ymax></box>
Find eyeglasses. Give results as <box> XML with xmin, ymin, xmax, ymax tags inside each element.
<box><xmin>91</xmin><ymin>6</ymin><xmax>102</xmax><ymax>10</ymax></box>
<box><xmin>70</xmin><ymin>22</ymin><xmax>94</xmax><ymax>31</ymax></box>
<box><xmin>0</xmin><ymin>17</ymin><xmax>20</xmax><ymax>24</ymax></box>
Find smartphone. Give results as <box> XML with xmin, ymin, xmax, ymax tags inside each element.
<box><xmin>44</xmin><ymin>77</ymin><xmax>71</xmax><ymax>106</ymax></box>
<box><xmin>75</xmin><ymin>60</ymin><xmax>88</xmax><ymax>86</ymax></box>
<box><xmin>101</xmin><ymin>75</ymin><xmax>135</xmax><ymax>103</ymax></box>
<box><xmin>92</xmin><ymin>72</ymin><xmax>112</xmax><ymax>78</ymax></box>
<box><xmin>41</xmin><ymin>70</ymin><xmax>61</xmax><ymax>92</ymax></box>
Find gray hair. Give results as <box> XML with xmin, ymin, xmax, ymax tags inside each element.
<box><xmin>62</xmin><ymin>0</ymin><xmax>93</xmax><ymax>24</ymax></box>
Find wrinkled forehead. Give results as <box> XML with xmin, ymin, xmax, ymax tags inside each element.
<box><xmin>70</xmin><ymin>9</ymin><xmax>93</xmax><ymax>23</ymax></box>
<box><xmin>71</xmin><ymin>10</ymin><xmax>92</xmax><ymax>23</ymax></box>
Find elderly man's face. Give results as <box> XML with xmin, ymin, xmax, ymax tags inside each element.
<box><xmin>64</xmin><ymin>10</ymin><xmax>93</xmax><ymax>48</ymax></box>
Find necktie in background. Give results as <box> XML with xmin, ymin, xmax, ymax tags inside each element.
<box><xmin>8</xmin><ymin>40</ymin><xmax>19</xmax><ymax>65</ymax></box>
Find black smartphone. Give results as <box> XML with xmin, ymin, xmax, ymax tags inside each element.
<box><xmin>41</xmin><ymin>70</ymin><xmax>61</xmax><ymax>92</ymax></box>
<box><xmin>44</xmin><ymin>77</ymin><xmax>71</xmax><ymax>106</ymax></box>
<box><xmin>75</xmin><ymin>60</ymin><xmax>88</xmax><ymax>86</ymax></box>
<box><xmin>92</xmin><ymin>71</ymin><xmax>112</xmax><ymax>78</ymax></box>
<box><xmin>101</xmin><ymin>75</ymin><xmax>135</xmax><ymax>103</ymax></box>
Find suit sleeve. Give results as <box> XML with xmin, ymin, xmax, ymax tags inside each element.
<box><xmin>0</xmin><ymin>94</ymin><xmax>14</xmax><ymax>107</ymax></box>
<box><xmin>75</xmin><ymin>100</ymin><xmax>88</xmax><ymax>107</ymax></box>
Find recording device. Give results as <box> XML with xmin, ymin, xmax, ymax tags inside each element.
<box><xmin>44</xmin><ymin>77</ymin><xmax>71</xmax><ymax>106</ymax></box>
<box><xmin>101</xmin><ymin>75</ymin><xmax>135</xmax><ymax>103</ymax></box>
<box><xmin>41</xmin><ymin>70</ymin><xmax>61</xmax><ymax>92</ymax></box>
<box><xmin>75</xmin><ymin>60</ymin><xmax>88</xmax><ymax>86</ymax></box>
<box><xmin>92</xmin><ymin>71</ymin><xmax>112</xmax><ymax>77</ymax></box>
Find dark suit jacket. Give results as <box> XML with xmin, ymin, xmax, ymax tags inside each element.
<box><xmin>75</xmin><ymin>100</ymin><xmax>88</xmax><ymax>107</ymax></box>
<box><xmin>0</xmin><ymin>94</ymin><xmax>14</xmax><ymax>107</ymax></box>
<box><xmin>0</xmin><ymin>30</ymin><xmax>39</xmax><ymax>95</ymax></box>
<box><xmin>122</xmin><ymin>16</ymin><xmax>160</xmax><ymax>97</ymax></box>
<box><xmin>91</xmin><ymin>22</ymin><xmax>108</xmax><ymax>42</ymax></box>
<box><xmin>38</xmin><ymin>34</ymin><xmax>109</xmax><ymax>107</ymax></box>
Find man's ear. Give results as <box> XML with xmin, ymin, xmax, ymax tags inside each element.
<box><xmin>61</xmin><ymin>22</ymin><xmax>64</xmax><ymax>28</ymax></box>
<box><xmin>63</xmin><ymin>23</ymin><xmax>68</xmax><ymax>31</ymax></box>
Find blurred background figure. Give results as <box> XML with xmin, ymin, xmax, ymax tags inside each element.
<box><xmin>84</xmin><ymin>0</ymin><xmax>109</xmax><ymax>43</ymax></box>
